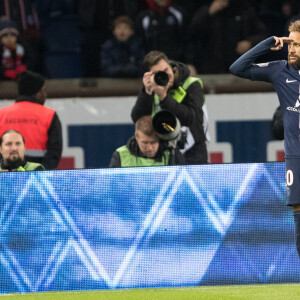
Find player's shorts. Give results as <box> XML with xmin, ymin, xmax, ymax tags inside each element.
<box><xmin>286</xmin><ymin>158</ymin><xmax>300</xmax><ymax>206</ymax></box>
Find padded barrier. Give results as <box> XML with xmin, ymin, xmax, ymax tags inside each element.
<box><xmin>0</xmin><ymin>162</ymin><xmax>298</xmax><ymax>294</ymax></box>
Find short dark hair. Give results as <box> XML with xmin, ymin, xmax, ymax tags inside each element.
<box><xmin>0</xmin><ymin>129</ymin><xmax>25</xmax><ymax>146</ymax></box>
<box><xmin>113</xmin><ymin>15</ymin><xmax>133</xmax><ymax>30</ymax></box>
<box><xmin>143</xmin><ymin>50</ymin><xmax>169</xmax><ymax>71</ymax></box>
<box><xmin>135</xmin><ymin>115</ymin><xmax>157</xmax><ymax>137</ymax></box>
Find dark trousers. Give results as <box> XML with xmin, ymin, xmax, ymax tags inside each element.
<box><xmin>184</xmin><ymin>141</ymin><xmax>208</xmax><ymax>165</ymax></box>
<box><xmin>293</xmin><ymin>210</ymin><xmax>300</xmax><ymax>257</ymax></box>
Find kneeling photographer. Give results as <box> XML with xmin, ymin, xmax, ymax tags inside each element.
<box><xmin>109</xmin><ymin>115</ymin><xmax>185</xmax><ymax>168</ymax></box>
<box><xmin>131</xmin><ymin>50</ymin><xmax>208</xmax><ymax>165</ymax></box>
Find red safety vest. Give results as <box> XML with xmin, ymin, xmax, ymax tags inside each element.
<box><xmin>0</xmin><ymin>101</ymin><xmax>55</xmax><ymax>153</ymax></box>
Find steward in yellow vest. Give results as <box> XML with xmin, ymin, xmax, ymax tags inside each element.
<box><xmin>0</xmin><ymin>161</ymin><xmax>44</xmax><ymax>171</ymax></box>
<box><xmin>0</xmin><ymin>129</ymin><xmax>45</xmax><ymax>172</ymax></box>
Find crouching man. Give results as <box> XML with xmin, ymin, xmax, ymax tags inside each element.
<box><xmin>109</xmin><ymin>115</ymin><xmax>185</xmax><ymax>168</ymax></box>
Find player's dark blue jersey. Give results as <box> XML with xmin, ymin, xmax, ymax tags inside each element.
<box><xmin>230</xmin><ymin>37</ymin><xmax>300</xmax><ymax>159</ymax></box>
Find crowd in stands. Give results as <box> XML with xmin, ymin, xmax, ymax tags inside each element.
<box><xmin>0</xmin><ymin>0</ymin><xmax>299</xmax><ymax>80</ymax></box>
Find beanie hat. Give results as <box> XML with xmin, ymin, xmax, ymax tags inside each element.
<box><xmin>0</xmin><ymin>19</ymin><xmax>19</xmax><ymax>39</ymax></box>
<box><xmin>18</xmin><ymin>71</ymin><xmax>45</xmax><ymax>96</ymax></box>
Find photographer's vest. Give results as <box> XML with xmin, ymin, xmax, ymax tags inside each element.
<box><xmin>116</xmin><ymin>145</ymin><xmax>170</xmax><ymax>167</ymax></box>
<box><xmin>152</xmin><ymin>77</ymin><xmax>204</xmax><ymax>152</ymax></box>
<box><xmin>152</xmin><ymin>77</ymin><xmax>204</xmax><ymax>115</ymax></box>
<box><xmin>0</xmin><ymin>101</ymin><xmax>55</xmax><ymax>158</ymax></box>
<box><xmin>0</xmin><ymin>162</ymin><xmax>44</xmax><ymax>171</ymax></box>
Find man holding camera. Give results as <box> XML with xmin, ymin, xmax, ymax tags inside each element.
<box><xmin>109</xmin><ymin>115</ymin><xmax>185</xmax><ymax>168</ymax></box>
<box><xmin>131</xmin><ymin>50</ymin><xmax>208</xmax><ymax>165</ymax></box>
<box><xmin>0</xmin><ymin>130</ymin><xmax>45</xmax><ymax>171</ymax></box>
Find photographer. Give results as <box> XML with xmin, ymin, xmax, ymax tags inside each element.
<box><xmin>0</xmin><ymin>130</ymin><xmax>45</xmax><ymax>171</ymax></box>
<box><xmin>131</xmin><ymin>50</ymin><xmax>208</xmax><ymax>165</ymax></box>
<box><xmin>109</xmin><ymin>115</ymin><xmax>185</xmax><ymax>168</ymax></box>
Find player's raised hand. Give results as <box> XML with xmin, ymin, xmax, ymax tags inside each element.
<box><xmin>271</xmin><ymin>36</ymin><xmax>291</xmax><ymax>50</ymax></box>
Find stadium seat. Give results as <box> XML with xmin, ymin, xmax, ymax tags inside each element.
<box><xmin>41</xmin><ymin>16</ymin><xmax>82</xmax><ymax>78</ymax></box>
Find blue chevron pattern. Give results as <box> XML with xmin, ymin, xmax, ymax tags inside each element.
<box><xmin>0</xmin><ymin>163</ymin><xmax>298</xmax><ymax>294</ymax></box>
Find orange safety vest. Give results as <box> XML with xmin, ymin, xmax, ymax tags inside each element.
<box><xmin>0</xmin><ymin>101</ymin><xmax>55</xmax><ymax>157</ymax></box>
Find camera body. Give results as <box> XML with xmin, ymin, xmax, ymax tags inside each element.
<box><xmin>154</xmin><ymin>71</ymin><xmax>169</xmax><ymax>86</ymax></box>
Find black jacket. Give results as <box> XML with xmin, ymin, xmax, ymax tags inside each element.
<box><xmin>109</xmin><ymin>136</ymin><xmax>185</xmax><ymax>168</ymax></box>
<box><xmin>135</xmin><ymin>5</ymin><xmax>188</xmax><ymax>62</ymax></box>
<box><xmin>131</xmin><ymin>61</ymin><xmax>207</xmax><ymax>164</ymax></box>
<box><xmin>271</xmin><ymin>106</ymin><xmax>284</xmax><ymax>140</ymax></box>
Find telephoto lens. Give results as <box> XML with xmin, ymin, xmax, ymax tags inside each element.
<box><xmin>154</xmin><ymin>71</ymin><xmax>169</xmax><ymax>86</ymax></box>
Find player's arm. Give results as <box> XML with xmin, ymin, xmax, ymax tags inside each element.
<box><xmin>229</xmin><ymin>36</ymin><xmax>281</xmax><ymax>80</ymax></box>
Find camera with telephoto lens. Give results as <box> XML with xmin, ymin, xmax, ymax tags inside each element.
<box><xmin>152</xmin><ymin>110</ymin><xmax>186</xmax><ymax>149</ymax></box>
<box><xmin>154</xmin><ymin>71</ymin><xmax>169</xmax><ymax>86</ymax></box>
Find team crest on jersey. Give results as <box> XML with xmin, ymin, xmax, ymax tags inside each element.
<box><xmin>287</xmin><ymin>98</ymin><xmax>300</xmax><ymax>112</ymax></box>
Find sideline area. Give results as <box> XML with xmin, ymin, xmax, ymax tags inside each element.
<box><xmin>1</xmin><ymin>284</ymin><xmax>300</xmax><ymax>300</ymax></box>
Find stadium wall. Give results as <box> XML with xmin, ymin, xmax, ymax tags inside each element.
<box><xmin>0</xmin><ymin>92</ymin><xmax>284</xmax><ymax>169</ymax></box>
<box><xmin>0</xmin><ymin>163</ymin><xmax>298</xmax><ymax>295</ymax></box>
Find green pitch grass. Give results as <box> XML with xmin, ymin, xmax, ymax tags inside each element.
<box><xmin>1</xmin><ymin>284</ymin><xmax>300</xmax><ymax>300</ymax></box>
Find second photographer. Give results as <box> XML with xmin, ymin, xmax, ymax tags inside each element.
<box><xmin>109</xmin><ymin>115</ymin><xmax>185</xmax><ymax>168</ymax></box>
<box><xmin>131</xmin><ymin>50</ymin><xmax>208</xmax><ymax>165</ymax></box>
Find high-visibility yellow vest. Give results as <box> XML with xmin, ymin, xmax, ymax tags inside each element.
<box><xmin>152</xmin><ymin>77</ymin><xmax>204</xmax><ymax>116</ymax></box>
<box><xmin>116</xmin><ymin>145</ymin><xmax>170</xmax><ymax>167</ymax></box>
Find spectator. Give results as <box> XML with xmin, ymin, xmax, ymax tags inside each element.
<box><xmin>109</xmin><ymin>115</ymin><xmax>185</xmax><ymax>167</ymax></box>
<box><xmin>131</xmin><ymin>50</ymin><xmax>208</xmax><ymax>165</ymax></box>
<box><xmin>282</xmin><ymin>1</ymin><xmax>300</xmax><ymax>36</ymax></box>
<box><xmin>0</xmin><ymin>0</ymin><xmax>43</xmax><ymax>73</ymax></box>
<box><xmin>0</xmin><ymin>17</ymin><xmax>27</xmax><ymax>80</ymax></box>
<box><xmin>135</xmin><ymin>0</ymin><xmax>191</xmax><ymax>63</ymax></box>
<box><xmin>75</xmin><ymin>0</ymin><xmax>147</xmax><ymax>78</ymax></box>
<box><xmin>0</xmin><ymin>129</ymin><xmax>45</xmax><ymax>171</ymax></box>
<box><xmin>172</xmin><ymin>0</ymin><xmax>206</xmax><ymax>19</ymax></box>
<box><xmin>0</xmin><ymin>70</ymin><xmax>62</xmax><ymax>169</ymax></box>
<box><xmin>100</xmin><ymin>15</ymin><xmax>145</xmax><ymax>78</ymax></box>
<box><xmin>188</xmin><ymin>0</ymin><xmax>267</xmax><ymax>74</ymax></box>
